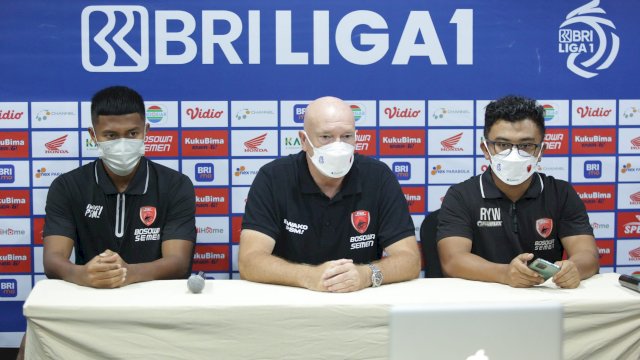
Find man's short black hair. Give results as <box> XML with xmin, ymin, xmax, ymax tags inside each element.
<box><xmin>484</xmin><ymin>95</ymin><xmax>545</xmax><ymax>139</ymax></box>
<box><xmin>90</xmin><ymin>86</ymin><xmax>146</xmax><ymax>126</ymax></box>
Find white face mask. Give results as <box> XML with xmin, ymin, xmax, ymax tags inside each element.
<box><xmin>303</xmin><ymin>131</ymin><xmax>355</xmax><ymax>178</ymax></box>
<box><xmin>96</xmin><ymin>137</ymin><xmax>146</xmax><ymax>176</ymax></box>
<box><xmin>484</xmin><ymin>139</ymin><xmax>543</xmax><ymax>186</ymax></box>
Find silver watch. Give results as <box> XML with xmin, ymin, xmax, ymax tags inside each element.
<box><xmin>368</xmin><ymin>264</ymin><xmax>383</xmax><ymax>287</ymax></box>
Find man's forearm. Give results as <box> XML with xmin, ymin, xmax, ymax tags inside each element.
<box><xmin>374</xmin><ymin>249</ymin><xmax>421</xmax><ymax>285</ymax></box>
<box><xmin>239</xmin><ymin>252</ymin><xmax>316</xmax><ymax>289</ymax></box>
<box><xmin>124</xmin><ymin>255</ymin><xmax>191</xmax><ymax>284</ymax></box>
<box><xmin>568</xmin><ymin>251</ymin><xmax>600</xmax><ymax>279</ymax></box>
<box><xmin>44</xmin><ymin>255</ymin><xmax>85</xmax><ymax>285</ymax></box>
<box><xmin>442</xmin><ymin>253</ymin><xmax>509</xmax><ymax>284</ymax></box>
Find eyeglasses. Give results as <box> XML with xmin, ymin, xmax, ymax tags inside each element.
<box><xmin>485</xmin><ymin>140</ymin><xmax>541</xmax><ymax>157</ymax></box>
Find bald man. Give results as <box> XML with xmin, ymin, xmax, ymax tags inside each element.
<box><xmin>239</xmin><ymin>96</ymin><xmax>420</xmax><ymax>292</ymax></box>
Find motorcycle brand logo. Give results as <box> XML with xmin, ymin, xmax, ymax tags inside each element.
<box><xmin>244</xmin><ymin>133</ymin><xmax>267</xmax><ymax>151</ymax></box>
<box><xmin>81</xmin><ymin>6</ymin><xmax>149</xmax><ymax>72</ymax></box>
<box><xmin>558</xmin><ymin>0</ymin><xmax>619</xmax><ymax>78</ymax></box>
<box><xmin>536</xmin><ymin>218</ymin><xmax>553</xmax><ymax>238</ymax></box>
<box><xmin>140</xmin><ymin>206</ymin><xmax>157</xmax><ymax>226</ymax></box>
<box><xmin>440</xmin><ymin>132</ymin><xmax>463</xmax><ymax>151</ymax></box>
<box><xmin>45</xmin><ymin>135</ymin><xmax>69</xmax><ymax>153</ymax></box>
<box><xmin>351</xmin><ymin>210</ymin><xmax>370</xmax><ymax>234</ymax></box>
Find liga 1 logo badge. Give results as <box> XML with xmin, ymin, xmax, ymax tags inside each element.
<box><xmin>351</xmin><ymin>210</ymin><xmax>370</xmax><ymax>234</ymax></box>
<box><xmin>140</xmin><ymin>206</ymin><xmax>157</xmax><ymax>226</ymax></box>
<box><xmin>536</xmin><ymin>218</ymin><xmax>553</xmax><ymax>238</ymax></box>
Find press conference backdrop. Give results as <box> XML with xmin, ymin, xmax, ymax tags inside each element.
<box><xmin>0</xmin><ymin>0</ymin><xmax>639</xmax><ymax>347</ymax></box>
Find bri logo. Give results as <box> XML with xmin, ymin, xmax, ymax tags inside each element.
<box><xmin>293</xmin><ymin>104</ymin><xmax>307</xmax><ymax>123</ymax></box>
<box><xmin>392</xmin><ymin>162</ymin><xmax>411</xmax><ymax>180</ymax></box>
<box><xmin>0</xmin><ymin>165</ymin><xmax>15</xmax><ymax>183</ymax></box>
<box><xmin>81</xmin><ymin>6</ymin><xmax>149</xmax><ymax>72</ymax></box>
<box><xmin>195</xmin><ymin>163</ymin><xmax>214</xmax><ymax>182</ymax></box>
<box><xmin>584</xmin><ymin>160</ymin><xmax>601</xmax><ymax>178</ymax></box>
<box><xmin>0</xmin><ymin>279</ymin><xmax>17</xmax><ymax>298</ymax></box>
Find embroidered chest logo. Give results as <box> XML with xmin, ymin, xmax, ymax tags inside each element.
<box><xmin>536</xmin><ymin>218</ymin><xmax>553</xmax><ymax>238</ymax></box>
<box><xmin>351</xmin><ymin>210</ymin><xmax>370</xmax><ymax>234</ymax></box>
<box><xmin>284</xmin><ymin>218</ymin><xmax>308</xmax><ymax>235</ymax></box>
<box><xmin>477</xmin><ymin>207</ymin><xmax>502</xmax><ymax>227</ymax></box>
<box><xmin>140</xmin><ymin>206</ymin><xmax>157</xmax><ymax>226</ymax></box>
<box><xmin>84</xmin><ymin>204</ymin><xmax>103</xmax><ymax>219</ymax></box>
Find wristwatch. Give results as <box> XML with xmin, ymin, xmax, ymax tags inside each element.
<box><xmin>368</xmin><ymin>264</ymin><xmax>383</xmax><ymax>287</ymax></box>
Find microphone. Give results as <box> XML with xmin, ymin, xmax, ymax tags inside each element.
<box><xmin>618</xmin><ymin>274</ymin><xmax>640</xmax><ymax>293</ymax></box>
<box><xmin>187</xmin><ymin>271</ymin><xmax>206</xmax><ymax>293</ymax></box>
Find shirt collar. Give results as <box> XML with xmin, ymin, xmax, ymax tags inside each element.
<box><xmin>94</xmin><ymin>157</ymin><xmax>149</xmax><ymax>195</ymax></box>
<box><xmin>479</xmin><ymin>168</ymin><xmax>543</xmax><ymax>200</ymax></box>
<box><xmin>298</xmin><ymin>151</ymin><xmax>361</xmax><ymax>198</ymax></box>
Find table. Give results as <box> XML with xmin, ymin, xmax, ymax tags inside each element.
<box><xmin>23</xmin><ymin>273</ymin><xmax>640</xmax><ymax>360</ymax></box>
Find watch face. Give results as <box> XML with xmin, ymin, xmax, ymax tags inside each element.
<box><xmin>370</xmin><ymin>265</ymin><xmax>383</xmax><ymax>287</ymax></box>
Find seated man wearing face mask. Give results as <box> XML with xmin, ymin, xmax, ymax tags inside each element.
<box><xmin>239</xmin><ymin>96</ymin><xmax>421</xmax><ymax>292</ymax></box>
<box><xmin>43</xmin><ymin>85</ymin><xmax>196</xmax><ymax>288</ymax></box>
<box><xmin>437</xmin><ymin>95</ymin><xmax>599</xmax><ymax>289</ymax></box>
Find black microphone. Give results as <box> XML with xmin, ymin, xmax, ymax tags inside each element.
<box><xmin>187</xmin><ymin>271</ymin><xmax>206</xmax><ymax>293</ymax></box>
<box><xmin>619</xmin><ymin>274</ymin><xmax>640</xmax><ymax>293</ymax></box>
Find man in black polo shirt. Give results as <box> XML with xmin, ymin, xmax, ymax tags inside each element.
<box><xmin>43</xmin><ymin>86</ymin><xmax>196</xmax><ymax>288</ymax></box>
<box><xmin>437</xmin><ymin>95</ymin><xmax>599</xmax><ymax>288</ymax></box>
<box><xmin>239</xmin><ymin>96</ymin><xmax>420</xmax><ymax>292</ymax></box>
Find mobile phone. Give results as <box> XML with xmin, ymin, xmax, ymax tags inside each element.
<box><xmin>528</xmin><ymin>258</ymin><xmax>561</xmax><ymax>280</ymax></box>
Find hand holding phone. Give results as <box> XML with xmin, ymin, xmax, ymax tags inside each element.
<box><xmin>528</xmin><ymin>258</ymin><xmax>561</xmax><ymax>281</ymax></box>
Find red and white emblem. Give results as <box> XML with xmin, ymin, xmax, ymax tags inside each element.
<box><xmin>351</xmin><ymin>210</ymin><xmax>370</xmax><ymax>234</ymax></box>
<box><xmin>536</xmin><ymin>218</ymin><xmax>553</xmax><ymax>238</ymax></box>
<box><xmin>140</xmin><ymin>206</ymin><xmax>157</xmax><ymax>226</ymax></box>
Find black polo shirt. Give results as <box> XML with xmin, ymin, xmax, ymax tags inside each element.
<box><xmin>436</xmin><ymin>169</ymin><xmax>593</xmax><ymax>263</ymax></box>
<box><xmin>242</xmin><ymin>151</ymin><xmax>415</xmax><ymax>265</ymax></box>
<box><xmin>44</xmin><ymin>157</ymin><xmax>196</xmax><ymax>269</ymax></box>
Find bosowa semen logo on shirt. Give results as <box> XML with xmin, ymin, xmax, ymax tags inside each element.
<box><xmin>351</xmin><ymin>210</ymin><xmax>370</xmax><ymax>234</ymax></box>
<box><xmin>536</xmin><ymin>218</ymin><xmax>553</xmax><ymax>238</ymax></box>
<box><xmin>140</xmin><ymin>206</ymin><xmax>157</xmax><ymax>226</ymax></box>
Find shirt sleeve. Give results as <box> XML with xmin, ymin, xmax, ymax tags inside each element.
<box><xmin>376</xmin><ymin>167</ymin><xmax>416</xmax><ymax>249</ymax></box>
<box><xmin>161</xmin><ymin>175</ymin><xmax>196</xmax><ymax>242</ymax></box>
<box><xmin>242</xmin><ymin>168</ymin><xmax>281</xmax><ymax>241</ymax></box>
<box><xmin>436</xmin><ymin>185</ymin><xmax>473</xmax><ymax>242</ymax></box>
<box><xmin>558</xmin><ymin>183</ymin><xmax>594</xmax><ymax>239</ymax></box>
<box><xmin>43</xmin><ymin>176</ymin><xmax>77</xmax><ymax>240</ymax></box>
